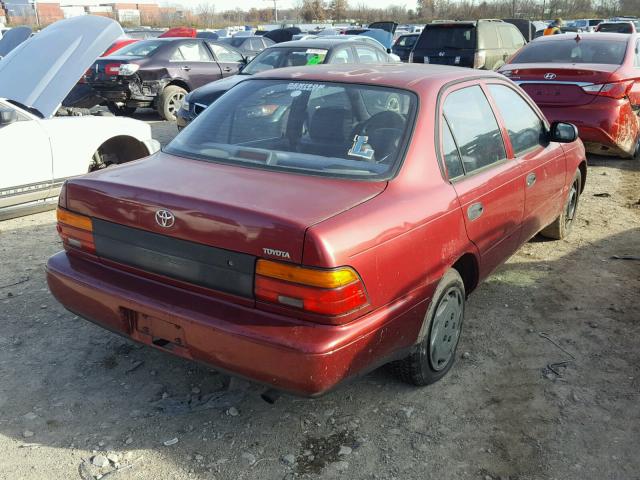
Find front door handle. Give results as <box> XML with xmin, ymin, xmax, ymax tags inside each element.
<box><xmin>223</xmin><ymin>67</ymin><xmax>232</xmax><ymax>72</ymax></box>
<box><xmin>467</xmin><ymin>202</ymin><xmax>484</xmax><ymax>221</ymax></box>
<box><xmin>181</xmin><ymin>66</ymin><xmax>191</xmax><ymax>71</ymax></box>
<box><xmin>526</xmin><ymin>172</ymin><xmax>537</xmax><ymax>187</ymax></box>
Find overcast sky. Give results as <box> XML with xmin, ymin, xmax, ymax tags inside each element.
<box><xmin>160</xmin><ymin>0</ymin><xmax>410</xmax><ymax>13</ymax></box>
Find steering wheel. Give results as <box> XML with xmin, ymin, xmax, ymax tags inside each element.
<box><xmin>352</xmin><ymin>111</ymin><xmax>405</xmax><ymax>163</ymax></box>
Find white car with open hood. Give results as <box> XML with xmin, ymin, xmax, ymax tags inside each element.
<box><xmin>0</xmin><ymin>16</ymin><xmax>160</xmax><ymax>220</ymax></box>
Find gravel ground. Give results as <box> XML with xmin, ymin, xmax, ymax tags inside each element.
<box><xmin>0</xmin><ymin>119</ymin><xmax>638</xmax><ymax>480</ymax></box>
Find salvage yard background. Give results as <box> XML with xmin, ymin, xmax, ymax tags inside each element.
<box><xmin>1</xmin><ymin>116</ymin><xmax>638</xmax><ymax>480</ymax></box>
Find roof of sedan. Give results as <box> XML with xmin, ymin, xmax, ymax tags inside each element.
<box><xmin>252</xmin><ymin>63</ymin><xmax>503</xmax><ymax>90</ymax></box>
<box><xmin>271</xmin><ymin>38</ymin><xmax>380</xmax><ymax>49</ymax></box>
<box><xmin>533</xmin><ymin>32</ymin><xmax>634</xmax><ymax>42</ymax></box>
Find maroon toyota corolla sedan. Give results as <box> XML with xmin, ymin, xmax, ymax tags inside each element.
<box><xmin>500</xmin><ymin>33</ymin><xmax>640</xmax><ymax>158</ymax></box>
<box><xmin>47</xmin><ymin>64</ymin><xmax>587</xmax><ymax>397</ymax></box>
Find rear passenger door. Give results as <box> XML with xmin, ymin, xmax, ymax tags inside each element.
<box><xmin>440</xmin><ymin>83</ymin><xmax>525</xmax><ymax>278</ymax></box>
<box><xmin>169</xmin><ymin>40</ymin><xmax>222</xmax><ymax>88</ymax></box>
<box><xmin>486</xmin><ymin>83</ymin><xmax>567</xmax><ymax>241</ymax></box>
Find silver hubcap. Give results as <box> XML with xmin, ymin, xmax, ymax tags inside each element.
<box><xmin>168</xmin><ymin>92</ymin><xmax>185</xmax><ymax>115</ymax></box>
<box><xmin>429</xmin><ymin>287</ymin><xmax>464</xmax><ymax>371</ymax></box>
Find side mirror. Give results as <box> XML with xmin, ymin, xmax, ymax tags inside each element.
<box><xmin>549</xmin><ymin>121</ymin><xmax>578</xmax><ymax>143</ymax></box>
<box><xmin>0</xmin><ymin>107</ymin><xmax>18</xmax><ymax>126</ymax></box>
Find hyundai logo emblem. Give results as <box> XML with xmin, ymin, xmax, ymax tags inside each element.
<box><xmin>155</xmin><ymin>209</ymin><xmax>175</xmax><ymax>228</ymax></box>
<box><xmin>544</xmin><ymin>73</ymin><xmax>556</xmax><ymax>80</ymax></box>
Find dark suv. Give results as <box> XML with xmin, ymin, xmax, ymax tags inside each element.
<box><xmin>409</xmin><ymin>20</ymin><xmax>526</xmax><ymax>70</ymax></box>
<box><xmin>86</xmin><ymin>38</ymin><xmax>246</xmax><ymax>120</ymax></box>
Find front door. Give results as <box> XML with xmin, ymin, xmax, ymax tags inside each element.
<box><xmin>440</xmin><ymin>83</ymin><xmax>525</xmax><ymax>279</ymax></box>
<box><xmin>0</xmin><ymin>103</ymin><xmax>53</xmax><ymax>211</ymax></box>
<box><xmin>206</xmin><ymin>42</ymin><xmax>243</xmax><ymax>78</ymax></box>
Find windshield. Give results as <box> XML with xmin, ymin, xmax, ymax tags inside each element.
<box><xmin>165</xmin><ymin>79</ymin><xmax>416</xmax><ymax>180</ymax></box>
<box><xmin>416</xmin><ymin>26</ymin><xmax>475</xmax><ymax>50</ymax></box>
<box><xmin>243</xmin><ymin>48</ymin><xmax>328</xmax><ymax>74</ymax></box>
<box><xmin>396</xmin><ymin>35</ymin><xmax>418</xmax><ymax>47</ymax></box>
<box><xmin>512</xmin><ymin>39</ymin><xmax>627</xmax><ymax>64</ymax></box>
<box><xmin>114</xmin><ymin>40</ymin><xmax>163</xmax><ymax>56</ymax></box>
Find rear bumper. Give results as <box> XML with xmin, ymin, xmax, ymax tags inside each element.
<box><xmin>46</xmin><ymin>251</ymin><xmax>426</xmax><ymax>396</ymax></box>
<box><xmin>541</xmin><ymin>97</ymin><xmax>638</xmax><ymax>156</ymax></box>
<box><xmin>89</xmin><ymin>79</ymin><xmax>158</xmax><ymax>106</ymax></box>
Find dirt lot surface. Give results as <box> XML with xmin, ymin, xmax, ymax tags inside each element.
<box><xmin>0</xmin><ymin>120</ymin><xmax>638</xmax><ymax>480</ymax></box>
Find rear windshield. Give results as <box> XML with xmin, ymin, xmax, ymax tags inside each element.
<box><xmin>114</xmin><ymin>40</ymin><xmax>163</xmax><ymax>57</ymax></box>
<box><xmin>512</xmin><ymin>39</ymin><xmax>627</xmax><ymax>64</ymax></box>
<box><xmin>396</xmin><ymin>35</ymin><xmax>418</xmax><ymax>47</ymax></box>
<box><xmin>165</xmin><ymin>80</ymin><xmax>417</xmax><ymax>180</ymax></box>
<box><xmin>416</xmin><ymin>25</ymin><xmax>476</xmax><ymax>50</ymax></box>
<box><xmin>598</xmin><ymin>23</ymin><xmax>633</xmax><ymax>33</ymax></box>
<box><xmin>243</xmin><ymin>48</ymin><xmax>328</xmax><ymax>74</ymax></box>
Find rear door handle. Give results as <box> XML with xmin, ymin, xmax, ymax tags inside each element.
<box><xmin>526</xmin><ymin>172</ymin><xmax>537</xmax><ymax>187</ymax></box>
<box><xmin>181</xmin><ymin>66</ymin><xmax>191</xmax><ymax>71</ymax></box>
<box><xmin>467</xmin><ymin>202</ymin><xmax>484</xmax><ymax>221</ymax></box>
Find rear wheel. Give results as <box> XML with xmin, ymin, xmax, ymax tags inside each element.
<box><xmin>540</xmin><ymin>169</ymin><xmax>582</xmax><ymax>240</ymax></box>
<box><xmin>158</xmin><ymin>85</ymin><xmax>187</xmax><ymax>121</ymax></box>
<box><xmin>390</xmin><ymin>269</ymin><xmax>465</xmax><ymax>386</ymax></box>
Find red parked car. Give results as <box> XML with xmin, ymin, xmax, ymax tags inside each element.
<box><xmin>102</xmin><ymin>38</ymin><xmax>138</xmax><ymax>57</ymax></box>
<box><xmin>47</xmin><ymin>64</ymin><xmax>587</xmax><ymax>396</ymax></box>
<box><xmin>500</xmin><ymin>33</ymin><xmax>640</xmax><ymax>158</ymax></box>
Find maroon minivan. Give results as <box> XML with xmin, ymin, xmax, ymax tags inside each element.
<box><xmin>47</xmin><ymin>64</ymin><xmax>587</xmax><ymax>396</ymax></box>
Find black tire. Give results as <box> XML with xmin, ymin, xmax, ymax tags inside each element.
<box><xmin>540</xmin><ymin>169</ymin><xmax>582</xmax><ymax>240</ymax></box>
<box><xmin>157</xmin><ymin>85</ymin><xmax>187</xmax><ymax>121</ymax></box>
<box><xmin>390</xmin><ymin>269</ymin><xmax>466</xmax><ymax>386</ymax></box>
<box><xmin>106</xmin><ymin>103</ymin><xmax>136</xmax><ymax>116</ymax></box>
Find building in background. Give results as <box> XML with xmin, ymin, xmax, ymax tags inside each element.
<box><xmin>0</xmin><ymin>0</ymin><xmax>160</xmax><ymax>26</ymax></box>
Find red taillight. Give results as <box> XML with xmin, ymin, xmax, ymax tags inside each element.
<box><xmin>581</xmin><ymin>81</ymin><xmax>633</xmax><ymax>99</ymax></box>
<box><xmin>104</xmin><ymin>62</ymin><xmax>122</xmax><ymax>76</ymax></box>
<box><xmin>254</xmin><ymin>260</ymin><xmax>368</xmax><ymax>319</ymax></box>
<box><xmin>56</xmin><ymin>207</ymin><xmax>95</xmax><ymax>254</ymax></box>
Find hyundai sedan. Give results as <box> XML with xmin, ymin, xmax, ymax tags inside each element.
<box><xmin>47</xmin><ymin>64</ymin><xmax>586</xmax><ymax>396</ymax></box>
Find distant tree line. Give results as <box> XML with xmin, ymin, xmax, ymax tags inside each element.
<box><xmin>144</xmin><ymin>0</ymin><xmax>639</xmax><ymax>29</ymax></box>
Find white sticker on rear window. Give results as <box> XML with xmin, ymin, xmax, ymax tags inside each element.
<box><xmin>287</xmin><ymin>82</ymin><xmax>325</xmax><ymax>91</ymax></box>
<box><xmin>306</xmin><ymin>49</ymin><xmax>326</xmax><ymax>54</ymax></box>
<box><xmin>348</xmin><ymin>135</ymin><xmax>375</xmax><ymax>160</ymax></box>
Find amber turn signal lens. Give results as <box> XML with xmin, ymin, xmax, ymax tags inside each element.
<box><xmin>56</xmin><ymin>207</ymin><xmax>95</xmax><ymax>254</ymax></box>
<box><xmin>57</xmin><ymin>208</ymin><xmax>93</xmax><ymax>232</ymax></box>
<box><xmin>255</xmin><ymin>260</ymin><xmax>368</xmax><ymax>318</ymax></box>
<box><xmin>256</xmin><ymin>260</ymin><xmax>358</xmax><ymax>289</ymax></box>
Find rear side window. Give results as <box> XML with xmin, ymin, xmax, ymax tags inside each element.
<box><xmin>498</xmin><ymin>25</ymin><xmax>525</xmax><ymax>48</ymax></box>
<box><xmin>355</xmin><ymin>46</ymin><xmax>379</xmax><ymax>63</ymax></box>
<box><xmin>488</xmin><ymin>84</ymin><xmax>545</xmax><ymax>156</ymax></box>
<box><xmin>208</xmin><ymin>43</ymin><xmax>243</xmax><ymax>63</ymax></box>
<box><xmin>171</xmin><ymin>42</ymin><xmax>211</xmax><ymax>61</ymax></box>
<box><xmin>443</xmin><ymin>85</ymin><xmax>506</xmax><ymax>174</ymax></box>
<box><xmin>598</xmin><ymin>23</ymin><xmax>632</xmax><ymax>33</ymax></box>
<box><xmin>512</xmin><ymin>39</ymin><xmax>627</xmax><ymax>64</ymax></box>
<box><xmin>397</xmin><ymin>35</ymin><xmax>417</xmax><ymax>47</ymax></box>
<box><xmin>115</xmin><ymin>40</ymin><xmax>163</xmax><ymax>57</ymax></box>
<box><xmin>417</xmin><ymin>26</ymin><xmax>476</xmax><ymax>50</ymax></box>
<box><xmin>479</xmin><ymin>25</ymin><xmax>499</xmax><ymax>49</ymax></box>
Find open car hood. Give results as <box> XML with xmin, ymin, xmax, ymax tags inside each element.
<box><xmin>0</xmin><ymin>16</ymin><xmax>122</xmax><ymax>118</ymax></box>
<box><xmin>0</xmin><ymin>26</ymin><xmax>31</xmax><ymax>58</ymax></box>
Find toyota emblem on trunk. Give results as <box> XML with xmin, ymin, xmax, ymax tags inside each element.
<box><xmin>544</xmin><ymin>73</ymin><xmax>556</xmax><ymax>80</ymax></box>
<box><xmin>155</xmin><ymin>209</ymin><xmax>175</xmax><ymax>228</ymax></box>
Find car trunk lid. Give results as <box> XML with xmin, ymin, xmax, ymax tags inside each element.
<box><xmin>65</xmin><ymin>153</ymin><xmax>386</xmax><ymax>269</ymax></box>
<box><xmin>502</xmin><ymin>63</ymin><xmax>619</xmax><ymax>106</ymax></box>
<box><xmin>86</xmin><ymin>56</ymin><xmax>143</xmax><ymax>81</ymax></box>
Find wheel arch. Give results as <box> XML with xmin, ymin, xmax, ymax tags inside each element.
<box><xmin>578</xmin><ymin>160</ymin><xmax>587</xmax><ymax>193</ymax></box>
<box><xmin>90</xmin><ymin>135</ymin><xmax>150</xmax><ymax>171</ymax></box>
<box><xmin>166</xmin><ymin>79</ymin><xmax>190</xmax><ymax>92</ymax></box>
<box><xmin>451</xmin><ymin>252</ymin><xmax>479</xmax><ymax>296</ymax></box>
